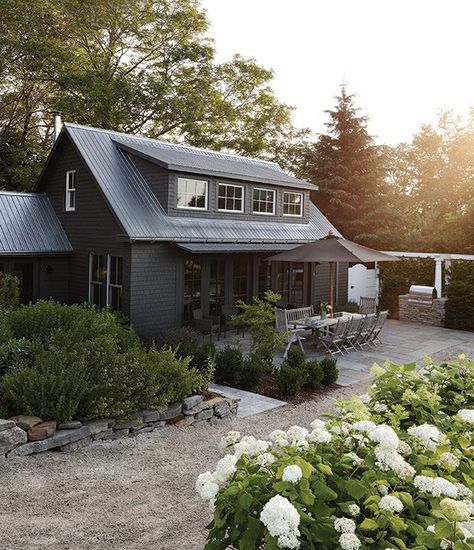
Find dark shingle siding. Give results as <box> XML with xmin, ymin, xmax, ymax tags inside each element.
<box><xmin>37</xmin><ymin>137</ymin><xmax>131</xmax><ymax>313</ymax></box>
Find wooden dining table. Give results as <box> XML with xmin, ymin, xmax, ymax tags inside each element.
<box><xmin>291</xmin><ymin>312</ymin><xmax>363</xmax><ymax>345</ymax></box>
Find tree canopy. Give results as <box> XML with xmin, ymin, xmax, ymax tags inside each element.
<box><xmin>0</xmin><ymin>0</ymin><xmax>304</xmax><ymax>190</ymax></box>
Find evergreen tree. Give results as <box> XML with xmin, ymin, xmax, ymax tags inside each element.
<box><xmin>301</xmin><ymin>86</ymin><xmax>395</xmax><ymax>248</ymax></box>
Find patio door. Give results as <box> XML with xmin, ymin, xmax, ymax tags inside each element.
<box><xmin>289</xmin><ymin>263</ymin><xmax>305</xmax><ymax>306</ymax></box>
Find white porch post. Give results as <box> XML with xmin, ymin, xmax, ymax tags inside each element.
<box><xmin>374</xmin><ymin>261</ymin><xmax>380</xmax><ymax>305</ymax></box>
<box><xmin>434</xmin><ymin>256</ymin><xmax>443</xmax><ymax>297</ymax></box>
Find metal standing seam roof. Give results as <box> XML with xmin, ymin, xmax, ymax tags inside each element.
<box><xmin>63</xmin><ymin>123</ymin><xmax>342</xmax><ymax>243</ymax></box>
<box><xmin>0</xmin><ymin>192</ymin><xmax>72</xmax><ymax>255</ymax></box>
<box><xmin>175</xmin><ymin>243</ymin><xmax>300</xmax><ymax>253</ymax></box>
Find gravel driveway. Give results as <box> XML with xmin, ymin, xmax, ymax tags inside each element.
<box><xmin>0</xmin><ymin>383</ymin><xmax>366</xmax><ymax>550</ymax></box>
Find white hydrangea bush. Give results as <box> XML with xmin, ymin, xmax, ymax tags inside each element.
<box><xmin>198</xmin><ymin>357</ymin><xmax>474</xmax><ymax>549</ymax></box>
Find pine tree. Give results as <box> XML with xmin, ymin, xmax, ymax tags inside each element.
<box><xmin>302</xmin><ymin>86</ymin><xmax>395</xmax><ymax>248</ymax></box>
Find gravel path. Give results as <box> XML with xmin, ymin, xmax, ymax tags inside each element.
<box><xmin>0</xmin><ymin>382</ymin><xmax>367</xmax><ymax>550</ymax></box>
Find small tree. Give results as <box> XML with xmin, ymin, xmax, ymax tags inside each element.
<box><xmin>0</xmin><ymin>273</ymin><xmax>20</xmax><ymax>310</ymax></box>
<box><xmin>232</xmin><ymin>291</ymin><xmax>286</xmax><ymax>362</ymax></box>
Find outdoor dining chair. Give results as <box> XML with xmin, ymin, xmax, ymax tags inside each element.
<box><xmin>342</xmin><ymin>316</ymin><xmax>365</xmax><ymax>352</ymax></box>
<box><xmin>275</xmin><ymin>307</ymin><xmax>306</xmax><ymax>359</ymax></box>
<box><xmin>192</xmin><ymin>309</ymin><xmax>221</xmax><ymax>341</ymax></box>
<box><xmin>359</xmin><ymin>296</ymin><xmax>377</xmax><ymax>315</ymax></box>
<box><xmin>357</xmin><ymin>312</ymin><xmax>378</xmax><ymax>348</ymax></box>
<box><xmin>369</xmin><ymin>310</ymin><xmax>389</xmax><ymax>346</ymax></box>
<box><xmin>320</xmin><ymin>318</ymin><xmax>351</xmax><ymax>357</ymax></box>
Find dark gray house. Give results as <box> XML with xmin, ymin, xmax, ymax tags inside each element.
<box><xmin>0</xmin><ymin>123</ymin><xmax>347</xmax><ymax>338</ymax></box>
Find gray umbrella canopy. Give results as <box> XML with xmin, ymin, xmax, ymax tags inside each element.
<box><xmin>267</xmin><ymin>237</ymin><xmax>399</xmax><ymax>264</ymax></box>
<box><xmin>267</xmin><ymin>235</ymin><xmax>398</xmax><ymax>315</ymax></box>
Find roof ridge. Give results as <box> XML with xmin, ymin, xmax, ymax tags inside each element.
<box><xmin>0</xmin><ymin>191</ymin><xmax>45</xmax><ymax>197</ymax></box>
<box><xmin>64</xmin><ymin>122</ymin><xmax>281</xmax><ymax>168</ymax></box>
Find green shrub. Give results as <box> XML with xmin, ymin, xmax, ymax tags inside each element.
<box><xmin>304</xmin><ymin>359</ymin><xmax>323</xmax><ymax>390</ymax></box>
<box><xmin>251</xmin><ymin>345</ymin><xmax>274</xmax><ymax>374</ymax></box>
<box><xmin>0</xmin><ymin>309</ymin><xmax>12</xmax><ymax>342</ymax></box>
<box><xmin>9</xmin><ymin>300</ymin><xmax>138</xmax><ymax>350</ymax></box>
<box><xmin>274</xmin><ymin>362</ymin><xmax>306</xmax><ymax>396</ymax></box>
<box><xmin>0</xmin><ymin>273</ymin><xmax>20</xmax><ymax>310</ymax></box>
<box><xmin>214</xmin><ymin>345</ymin><xmax>242</xmax><ymax>385</ymax></box>
<box><xmin>320</xmin><ymin>356</ymin><xmax>338</xmax><ymax>385</ymax></box>
<box><xmin>238</xmin><ymin>354</ymin><xmax>264</xmax><ymax>390</ymax></box>
<box><xmin>445</xmin><ymin>260</ymin><xmax>474</xmax><ymax>331</ymax></box>
<box><xmin>154</xmin><ymin>326</ymin><xmax>216</xmax><ymax>373</ymax></box>
<box><xmin>0</xmin><ymin>338</ymin><xmax>40</xmax><ymax>378</ymax></box>
<box><xmin>285</xmin><ymin>346</ymin><xmax>306</xmax><ymax>370</ymax></box>
<box><xmin>0</xmin><ymin>346</ymin><xmax>88</xmax><ymax>423</ymax></box>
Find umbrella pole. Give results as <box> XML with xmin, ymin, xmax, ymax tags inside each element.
<box><xmin>329</xmin><ymin>262</ymin><xmax>335</xmax><ymax>318</ymax></box>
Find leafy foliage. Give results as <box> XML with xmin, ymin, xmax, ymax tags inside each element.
<box><xmin>378</xmin><ymin>258</ymin><xmax>435</xmax><ymax>318</ymax></box>
<box><xmin>214</xmin><ymin>345</ymin><xmax>242</xmax><ymax>385</ymax></box>
<box><xmin>233</xmin><ymin>291</ymin><xmax>286</xmax><ymax>359</ymax></box>
<box><xmin>304</xmin><ymin>360</ymin><xmax>324</xmax><ymax>391</ymax></box>
<box><xmin>0</xmin><ymin>273</ymin><xmax>20</xmax><ymax>310</ymax></box>
<box><xmin>239</xmin><ymin>354</ymin><xmax>264</xmax><ymax>390</ymax></box>
<box><xmin>445</xmin><ymin>261</ymin><xmax>474</xmax><ymax>331</ymax></box>
<box><xmin>0</xmin><ymin>301</ymin><xmax>210</xmax><ymax>421</ymax></box>
<box><xmin>320</xmin><ymin>356</ymin><xmax>338</xmax><ymax>385</ymax></box>
<box><xmin>274</xmin><ymin>348</ymin><xmax>307</xmax><ymax>396</ymax></box>
<box><xmin>200</xmin><ymin>356</ymin><xmax>474</xmax><ymax>549</ymax></box>
<box><xmin>0</xmin><ymin>0</ymin><xmax>305</xmax><ymax>191</ymax></box>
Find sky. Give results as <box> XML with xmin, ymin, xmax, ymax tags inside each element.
<box><xmin>202</xmin><ymin>0</ymin><xmax>474</xmax><ymax>145</ymax></box>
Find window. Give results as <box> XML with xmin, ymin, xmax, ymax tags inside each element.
<box><xmin>210</xmin><ymin>259</ymin><xmax>225</xmax><ymax>315</ymax></box>
<box><xmin>258</xmin><ymin>259</ymin><xmax>272</xmax><ymax>297</ymax></box>
<box><xmin>177</xmin><ymin>178</ymin><xmax>208</xmax><ymax>210</ymax></box>
<box><xmin>184</xmin><ymin>259</ymin><xmax>202</xmax><ymax>321</ymax></box>
<box><xmin>89</xmin><ymin>254</ymin><xmax>106</xmax><ymax>307</ymax></box>
<box><xmin>290</xmin><ymin>263</ymin><xmax>305</xmax><ymax>306</ymax></box>
<box><xmin>107</xmin><ymin>255</ymin><xmax>123</xmax><ymax>311</ymax></box>
<box><xmin>65</xmin><ymin>170</ymin><xmax>76</xmax><ymax>211</ymax></box>
<box><xmin>233</xmin><ymin>257</ymin><xmax>248</xmax><ymax>304</ymax></box>
<box><xmin>218</xmin><ymin>183</ymin><xmax>244</xmax><ymax>212</ymax></box>
<box><xmin>252</xmin><ymin>188</ymin><xmax>275</xmax><ymax>215</ymax></box>
<box><xmin>283</xmin><ymin>192</ymin><xmax>303</xmax><ymax>217</ymax></box>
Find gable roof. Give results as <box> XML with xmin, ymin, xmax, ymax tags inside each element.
<box><xmin>59</xmin><ymin>123</ymin><xmax>341</xmax><ymax>243</ymax></box>
<box><xmin>0</xmin><ymin>192</ymin><xmax>72</xmax><ymax>255</ymax></box>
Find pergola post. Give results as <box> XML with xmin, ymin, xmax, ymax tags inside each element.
<box><xmin>434</xmin><ymin>256</ymin><xmax>443</xmax><ymax>297</ymax></box>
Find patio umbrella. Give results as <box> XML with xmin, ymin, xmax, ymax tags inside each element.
<box><xmin>267</xmin><ymin>233</ymin><xmax>398</xmax><ymax>315</ymax></box>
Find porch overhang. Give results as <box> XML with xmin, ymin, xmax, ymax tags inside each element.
<box><xmin>175</xmin><ymin>242</ymin><xmax>300</xmax><ymax>254</ymax></box>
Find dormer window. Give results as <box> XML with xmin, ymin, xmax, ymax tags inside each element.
<box><xmin>253</xmin><ymin>188</ymin><xmax>275</xmax><ymax>215</ymax></box>
<box><xmin>218</xmin><ymin>183</ymin><xmax>244</xmax><ymax>213</ymax></box>
<box><xmin>283</xmin><ymin>191</ymin><xmax>303</xmax><ymax>217</ymax></box>
<box><xmin>65</xmin><ymin>170</ymin><xmax>76</xmax><ymax>211</ymax></box>
<box><xmin>177</xmin><ymin>177</ymin><xmax>208</xmax><ymax>210</ymax></box>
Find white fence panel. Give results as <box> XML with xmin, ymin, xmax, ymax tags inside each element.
<box><xmin>348</xmin><ymin>264</ymin><xmax>377</xmax><ymax>304</ymax></box>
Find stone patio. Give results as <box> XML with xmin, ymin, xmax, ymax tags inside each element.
<box><xmin>216</xmin><ymin>319</ymin><xmax>474</xmax><ymax>388</ymax></box>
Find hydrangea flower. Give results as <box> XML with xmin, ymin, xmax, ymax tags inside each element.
<box><xmin>339</xmin><ymin>533</ymin><xmax>361</xmax><ymax>550</ymax></box>
<box><xmin>457</xmin><ymin>409</ymin><xmax>474</xmax><ymax>425</ymax></box>
<box><xmin>255</xmin><ymin>452</ymin><xmax>276</xmax><ymax>467</ymax></box>
<box><xmin>440</xmin><ymin>498</ymin><xmax>471</xmax><ymax>521</ymax></box>
<box><xmin>407</xmin><ymin>424</ymin><xmax>443</xmax><ymax>451</ymax></box>
<box><xmin>220</xmin><ymin>431</ymin><xmax>241</xmax><ymax>448</ymax></box>
<box><xmin>352</xmin><ymin>420</ymin><xmax>377</xmax><ymax>433</ymax></box>
<box><xmin>375</xmin><ymin>447</ymin><xmax>415</xmax><ymax>479</ymax></box>
<box><xmin>310</xmin><ymin>419</ymin><xmax>326</xmax><ymax>430</ymax></box>
<box><xmin>213</xmin><ymin>454</ymin><xmax>238</xmax><ymax>484</ymax></box>
<box><xmin>234</xmin><ymin>435</ymin><xmax>269</xmax><ymax>458</ymax></box>
<box><xmin>370</xmin><ymin>363</ymin><xmax>386</xmax><ymax>377</ymax></box>
<box><xmin>414</xmin><ymin>475</ymin><xmax>459</xmax><ymax>498</ymax></box>
<box><xmin>344</xmin><ymin>452</ymin><xmax>363</xmax><ymax>466</ymax></box>
<box><xmin>359</xmin><ymin>393</ymin><xmax>371</xmax><ymax>404</ymax></box>
<box><xmin>282</xmin><ymin>465</ymin><xmax>303</xmax><ymax>483</ymax></box>
<box><xmin>438</xmin><ymin>452</ymin><xmax>460</xmax><ymax>469</ymax></box>
<box><xmin>372</xmin><ymin>402</ymin><xmax>388</xmax><ymax>413</ymax></box>
<box><xmin>348</xmin><ymin>504</ymin><xmax>360</xmax><ymax>517</ymax></box>
<box><xmin>334</xmin><ymin>517</ymin><xmax>356</xmax><ymax>533</ymax></box>
<box><xmin>379</xmin><ymin>495</ymin><xmax>404</xmax><ymax>513</ymax></box>
<box><xmin>308</xmin><ymin>428</ymin><xmax>332</xmax><ymax>443</ymax></box>
<box><xmin>260</xmin><ymin>495</ymin><xmax>300</xmax><ymax>549</ymax></box>
<box><xmin>286</xmin><ymin>426</ymin><xmax>309</xmax><ymax>446</ymax></box>
<box><xmin>269</xmin><ymin>429</ymin><xmax>289</xmax><ymax>447</ymax></box>
<box><xmin>369</xmin><ymin>425</ymin><xmax>399</xmax><ymax>450</ymax></box>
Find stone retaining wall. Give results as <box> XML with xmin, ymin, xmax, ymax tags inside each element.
<box><xmin>0</xmin><ymin>394</ymin><xmax>238</xmax><ymax>459</ymax></box>
<box><xmin>398</xmin><ymin>294</ymin><xmax>446</xmax><ymax>327</ymax></box>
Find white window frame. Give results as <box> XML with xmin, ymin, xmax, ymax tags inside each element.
<box><xmin>283</xmin><ymin>191</ymin><xmax>304</xmax><ymax>217</ymax></box>
<box><xmin>106</xmin><ymin>254</ymin><xmax>123</xmax><ymax>310</ymax></box>
<box><xmin>176</xmin><ymin>177</ymin><xmax>208</xmax><ymax>210</ymax></box>
<box><xmin>217</xmin><ymin>183</ymin><xmax>245</xmax><ymax>213</ymax></box>
<box><xmin>252</xmin><ymin>187</ymin><xmax>276</xmax><ymax>215</ymax></box>
<box><xmin>65</xmin><ymin>170</ymin><xmax>76</xmax><ymax>212</ymax></box>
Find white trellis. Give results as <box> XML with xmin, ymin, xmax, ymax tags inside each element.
<box><xmin>348</xmin><ymin>251</ymin><xmax>474</xmax><ymax>304</ymax></box>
